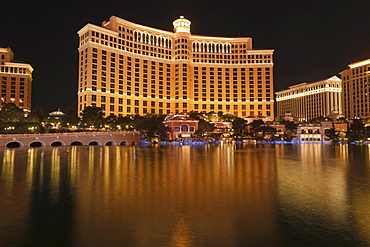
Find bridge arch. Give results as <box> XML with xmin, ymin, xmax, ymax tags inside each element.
<box><xmin>130</xmin><ymin>141</ymin><xmax>136</xmax><ymax>146</ymax></box>
<box><xmin>30</xmin><ymin>141</ymin><xmax>45</xmax><ymax>148</ymax></box>
<box><xmin>0</xmin><ymin>131</ymin><xmax>139</xmax><ymax>148</ymax></box>
<box><xmin>70</xmin><ymin>141</ymin><xmax>83</xmax><ymax>146</ymax></box>
<box><xmin>89</xmin><ymin>141</ymin><xmax>101</xmax><ymax>146</ymax></box>
<box><xmin>6</xmin><ymin>141</ymin><xmax>23</xmax><ymax>148</ymax></box>
<box><xmin>105</xmin><ymin>141</ymin><xmax>116</xmax><ymax>146</ymax></box>
<box><xmin>51</xmin><ymin>141</ymin><xmax>65</xmax><ymax>146</ymax></box>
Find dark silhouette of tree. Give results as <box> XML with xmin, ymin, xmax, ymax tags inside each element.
<box><xmin>250</xmin><ymin>119</ymin><xmax>264</xmax><ymax>132</ymax></box>
<box><xmin>27</xmin><ymin>108</ymin><xmax>45</xmax><ymax>122</ymax></box>
<box><xmin>116</xmin><ymin>115</ymin><xmax>136</xmax><ymax>130</ymax></box>
<box><xmin>105</xmin><ymin>114</ymin><xmax>117</xmax><ymax>129</ymax></box>
<box><xmin>80</xmin><ymin>106</ymin><xmax>105</xmax><ymax>129</ymax></box>
<box><xmin>63</xmin><ymin>107</ymin><xmax>80</xmax><ymax>127</ymax></box>
<box><xmin>308</xmin><ymin>116</ymin><xmax>330</xmax><ymax>123</ymax></box>
<box><xmin>346</xmin><ymin>119</ymin><xmax>366</xmax><ymax>142</ymax></box>
<box><xmin>195</xmin><ymin>119</ymin><xmax>215</xmax><ymax>136</ymax></box>
<box><xmin>326</xmin><ymin>127</ymin><xmax>340</xmax><ymax>142</ymax></box>
<box><xmin>232</xmin><ymin>117</ymin><xmax>247</xmax><ymax>135</ymax></box>
<box><xmin>0</xmin><ymin>103</ymin><xmax>25</xmax><ymax>122</ymax></box>
<box><xmin>135</xmin><ymin>114</ymin><xmax>169</xmax><ymax>141</ymax></box>
<box><xmin>129</xmin><ymin>114</ymin><xmax>144</xmax><ymax>130</ymax></box>
<box><xmin>188</xmin><ymin>111</ymin><xmax>203</xmax><ymax>120</ymax></box>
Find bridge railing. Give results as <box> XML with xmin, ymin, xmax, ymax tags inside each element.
<box><xmin>0</xmin><ymin>131</ymin><xmax>140</xmax><ymax>138</ymax></box>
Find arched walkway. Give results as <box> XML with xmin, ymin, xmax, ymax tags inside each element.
<box><xmin>71</xmin><ymin>141</ymin><xmax>83</xmax><ymax>146</ymax></box>
<box><xmin>0</xmin><ymin>131</ymin><xmax>140</xmax><ymax>148</ymax></box>
<box><xmin>51</xmin><ymin>141</ymin><xmax>64</xmax><ymax>146</ymax></box>
<box><xmin>105</xmin><ymin>141</ymin><xmax>116</xmax><ymax>146</ymax></box>
<box><xmin>6</xmin><ymin>142</ymin><xmax>23</xmax><ymax>148</ymax></box>
<box><xmin>89</xmin><ymin>141</ymin><xmax>101</xmax><ymax>146</ymax></box>
<box><xmin>30</xmin><ymin>141</ymin><xmax>44</xmax><ymax>147</ymax></box>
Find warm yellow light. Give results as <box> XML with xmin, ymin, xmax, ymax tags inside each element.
<box><xmin>348</xmin><ymin>59</ymin><xmax>370</xmax><ymax>69</ymax></box>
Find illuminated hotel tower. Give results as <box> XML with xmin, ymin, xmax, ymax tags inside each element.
<box><xmin>77</xmin><ymin>16</ymin><xmax>274</xmax><ymax>117</ymax></box>
<box><xmin>275</xmin><ymin>76</ymin><xmax>342</xmax><ymax>121</ymax></box>
<box><xmin>340</xmin><ymin>58</ymin><xmax>370</xmax><ymax>119</ymax></box>
<box><xmin>0</xmin><ymin>47</ymin><xmax>33</xmax><ymax>112</ymax></box>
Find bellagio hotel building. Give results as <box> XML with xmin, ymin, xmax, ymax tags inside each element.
<box><xmin>77</xmin><ymin>16</ymin><xmax>274</xmax><ymax>118</ymax></box>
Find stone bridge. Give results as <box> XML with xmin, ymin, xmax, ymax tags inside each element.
<box><xmin>0</xmin><ymin>131</ymin><xmax>140</xmax><ymax>148</ymax></box>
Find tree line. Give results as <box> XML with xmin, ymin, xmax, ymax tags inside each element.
<box><xmin>2</xmin><ymin>103</ymin><xmax>369</xmax><ymax>142</ymax></box>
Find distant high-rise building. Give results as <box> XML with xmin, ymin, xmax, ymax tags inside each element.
<box><xmin>0</xmin><ymin>47</ymin><xmax>33</xmax><ymax>112</ymax></box>
<box><xmin>77</xmin><ymin>16</ymin><xmax>274</xmax><ymax>118</ymax></box>
<box><xmin>340</xmin><ymin>58</ymin><xmax>370</xmax><ymax>119</ymax></box>
<box><xmin>275</xmin><ymin>76</ymin><xmax>342</xmax><ymax>121</ymax></box>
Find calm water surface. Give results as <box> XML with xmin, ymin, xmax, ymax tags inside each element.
<box><xmin>0</xmin><ymin>144</ymin><xmax>370</xmax><ymax>247</ymax></box>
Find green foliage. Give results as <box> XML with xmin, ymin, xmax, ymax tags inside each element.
<box><xmin>134</xmin><ymin>114</ymin><xmax>169</xmax><ymax>141</ymax></box>
<box><xmin>276</xmin><ymin>119</ymin><xmax>297</xmax><ymax>132</ymax></box>
<box><xmin>188</xmin><ymin>111</ymin><xmax>203</xmax><ymax>120</ymax></box>
<box><xmin>249</xmin><ymin>120</ymin><xmax>264</xmax><ymax>131</ymax></box>
<box><xmin>308</xmin><ymin>116</ymin><xmax>331</xmax><ymax>123</ymax></box>
<box><xmin>63</xmin><ymin>107</ymin><xmax>80</xmax><ymax>127</ymax></box>
<box><xmin>195</xmin><ymin>119</ymin><xmax>215</xmax><ymax>136</ymax></box>
<box><xmin>232</xmin><ymin>117</ymin><xmax>246</xmax><ymax>135</ymax></box>
<box><xmin>346</xmin><ymin>119</ymin><xmax>366</xmax><ymax>142</ymax></box>
<box><xmin>259</xmin><ymin>126</ymin><xmax>277</xmax><ymax>135</ymax></box>
<box><xmin>80</xmin><ymin>106</ymin><xmax>105</xmax><ymax>128</ymax></box>
<box><xmin>0</xmin><ymin>103</ymin><xmax>25</xmax><ymax>123</ymax></box>
<box><xmin>105</xmin><ymin>114</ymin><xmax>118</xmax><ymax>129</ymax></box>
<box><xmin>326</xmin><ymin>127</ymin><xmax>340</xmax><ymax>142</ymax></box>
<box><xmin>27</xmin><ymin>108</ymin><xmax>45</xmax><ymax>122</ymax></box>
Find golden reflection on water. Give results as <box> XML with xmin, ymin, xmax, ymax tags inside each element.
<box><xmin>68</xmin><ymin>145</ymin><xmax>280</xmax><ymax>246</ymax></box>
<box><xmin>276</xmin><ymin>144</ymin><xmax>349</xmax><ymax>220</ymax></box>
<box><xmin>2</xmin><ymin>149</ymin><xmax>15</xmax><ymax>192</ymax></box>
<box><xmin>26</xmin><ymin>148</ymin><xmax>36</xmax><ymax>192</ymax></box>
<box><xmin>0</xmin><ymin>145</ymin><xmax>369</xmax><ymax>246</ymax></box>
<box><xmin>50</xmin><ymin>148</ymin><xmax>60</xmax><ymax>203</ymax></box>
<box><xmin>276</xmin><ymin>144</ymin><xmax>370</xmax><ymax>245</ymax></box>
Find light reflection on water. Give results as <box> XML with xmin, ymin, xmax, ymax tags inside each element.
<box><xmin>0</xmin><ymin>144</ymin><xmax>369</xmax><ymax>246</ymax></box>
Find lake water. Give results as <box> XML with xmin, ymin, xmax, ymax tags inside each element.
<box><xmin>0</xmin><ymin>144</ymin><xmax>369</xmax><ymax>247</ymax></box>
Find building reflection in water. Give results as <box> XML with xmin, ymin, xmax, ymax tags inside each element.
<box><xmin>0</xmin><ymin>148</ymin><xmax>29</xmax><ymax>246</ymax></box>
<box><xmin>0</xmin><ymin>144</ymin><xmax>369</xmax><ymax>246</ymax></box>
<box><xmin>275</xmin><ymin>144</ymin><xmax>370</xmax><ymax>246</ymax></box>
<box><xmin>71</xmin><ymin>144</ymin><xmax>278</xmax><ymax>246</ymax></box>
<box><xmin>2</xmin><ymin>149</ymin><xmax>15</xmax><ymax>192</ymax></box>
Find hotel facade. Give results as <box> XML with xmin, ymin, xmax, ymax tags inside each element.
<box><xmin>340</xmin><ymin>58</ymin><xmax>370</xmax><ymax>119</ymax></box>
<box><xmin>0</xmin><ymin>47</ymin><xmax>33</xmax><ymax>112</ymax></box>
<box><xmin>275</xmin><ymin>76</ymin><xmax>342</xmax><ymax>121</ymax></box>
<box><xmin>77</xmin><ymin>16</ymin><xmax>274</xmax><ymax>118</ymax></box>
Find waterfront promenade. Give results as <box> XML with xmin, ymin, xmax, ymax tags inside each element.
<box><xmin>0</xmin><ymin>131</ymin><xmax>140</xmax><ymax>148</ymax></box>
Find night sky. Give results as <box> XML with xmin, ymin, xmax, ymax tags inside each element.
<box><xmin>1</xmin><ymin>0</ymin><xmax>369</xmax><ymax>113</ymax></box>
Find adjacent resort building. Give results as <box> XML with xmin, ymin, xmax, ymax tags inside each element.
<box><xmin>77</xmin><ymin>16</ymin><xmax>274</xmax><ymax>118</ymax></box>
<box><xmin>340</xmin><ymin>58</ymin><xmax>370</xmax><ymax>119</ymax></box>
<box><xmin>0</xmin><ymin>47</ymin><xmax>33</xmax><ymax>112</ymax></box>
<box><xmin>275</xmin><ymin>76</ymin><xmax>342</xmax><ymax>121</ymax></box>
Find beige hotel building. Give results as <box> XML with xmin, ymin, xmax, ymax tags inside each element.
<box><xmin>77</xmin><ymin>16</ymin><xmax>274</xmax><ymax>118</ymax></box>
<box><xmin>0</xmin><ymin>47</ymin><xmax>33</xmax><ymax>112</ymax></box>
<box><xmin>275</xmin><ymin>76</ymin><xmax>342</xmax><ymax>121</ymax></box>
<box><xmin>340</xmin><ymin>58</ymin><xmax>370</xmax><ymax>119</ymax></box>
